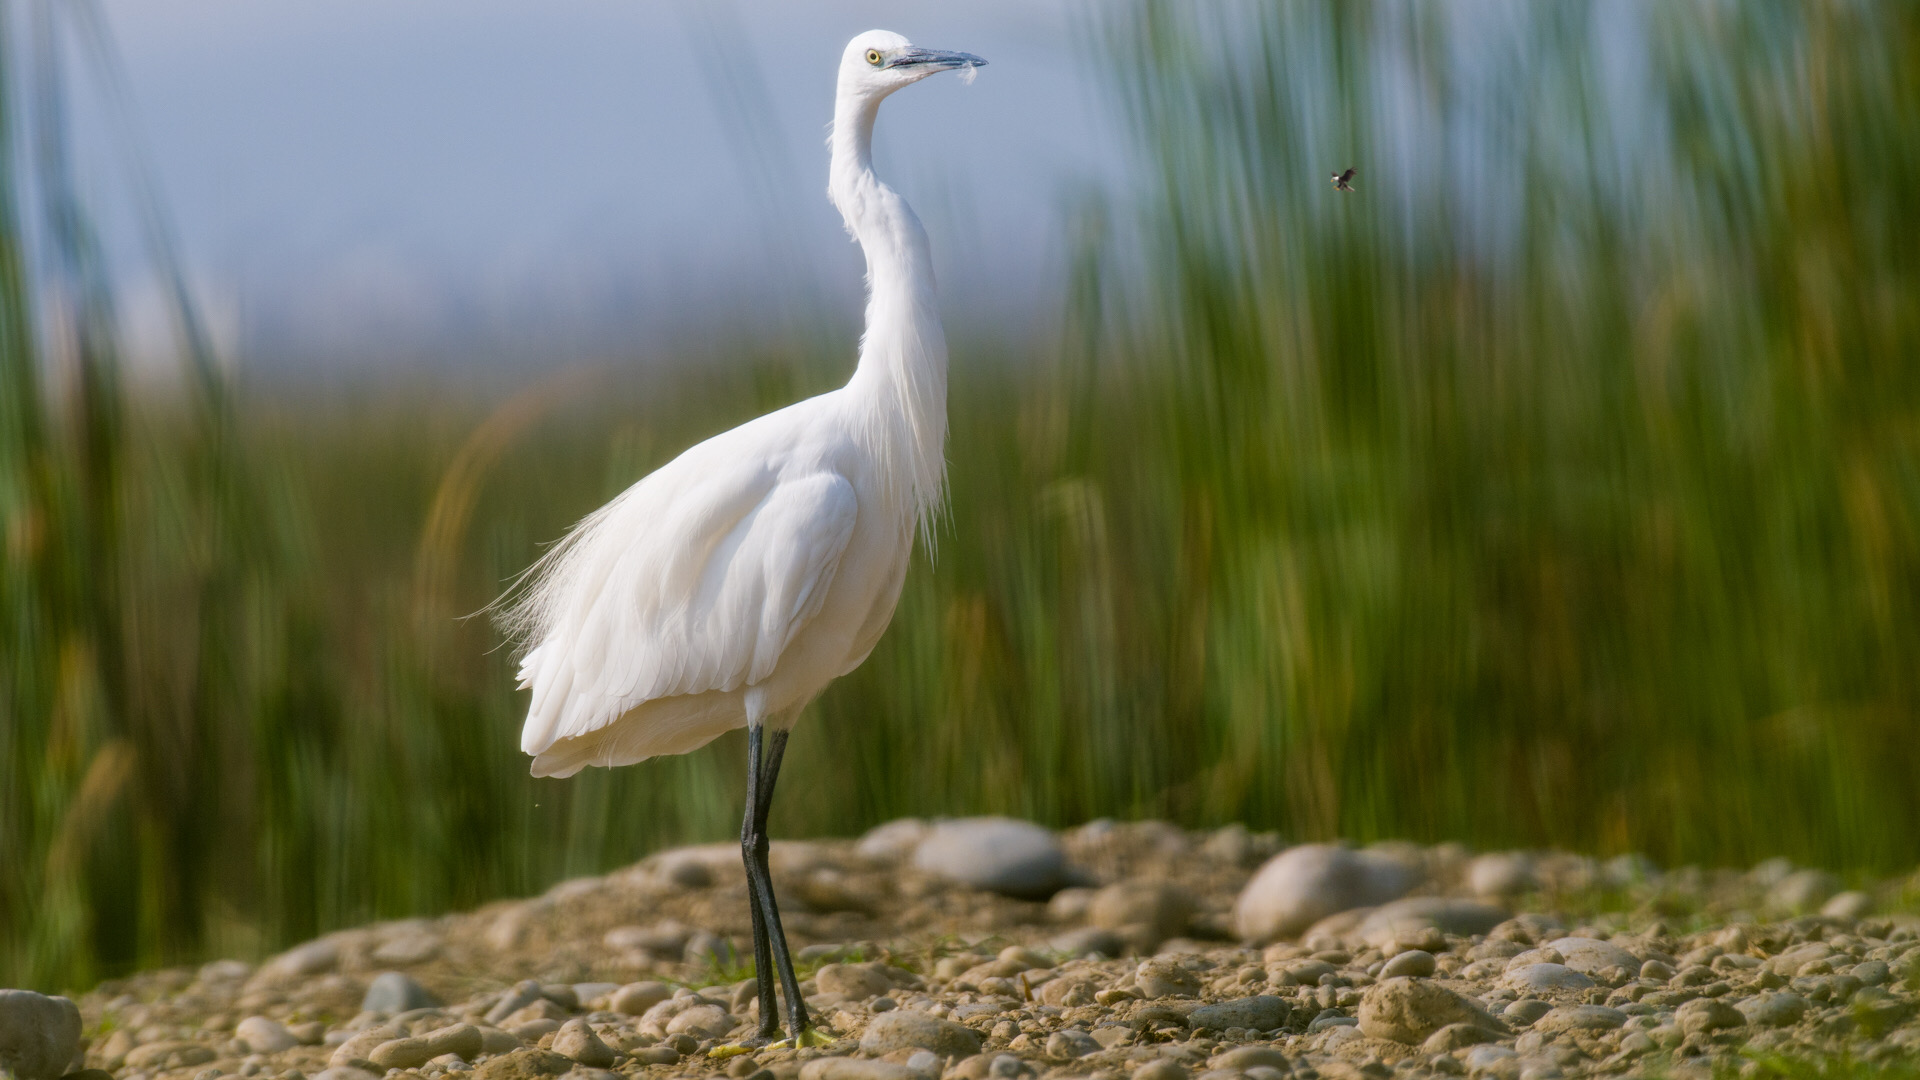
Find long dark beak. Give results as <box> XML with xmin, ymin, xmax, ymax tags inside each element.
<box><xmin>888</xmin><ymin>48</ymin><xmax>987</xmax><ymax>72</ymax></box>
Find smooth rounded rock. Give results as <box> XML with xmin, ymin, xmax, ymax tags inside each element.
<box><xmin>1502</xmin><ymin>999</ymin><xmax>1552</xmax><ymax>1025</ymax></box>
<box><xmin>1214</xmin><ymin>1047</ymin><xmax>1289</xmax><ymax>1071</ymax></box>
<box><xmin>473</xmin><ymin>1048</ymin><xmax>574</xmax><ymax>1080</ymax></box>
<box><xmin>1133</xmin><ymin>1061</ymin><xmax>1189</xmax><ymax>1080</ymax></box>
<box><xmin>0</xmin><ymin>990</ymin><xmax>83</xmax><ymax>1080</ymax></box>
<box><xmin>1357</xmin><ymin>977</ymin><xmax>1508</xmax><ymax>1044</ymax></box>
<box><xmin>363</xmin><ymin>971</ymin><xmax>442</xmax><ymax>1014</ymax></box>
<box><xmin>1134</xmin><ymin>959</ymin><xmax>1202</xmax><ymax>998</ymax></box>
<box><xmin>1675</xmin><ymin>998</ymin><xmax>1745</xmax><ymax>1035</ymax></box>
<box><xmin>550</xmin><ymin>1020</ymin><xmax>615</xmax><ymax>1068</ymax></box>
<box><xmin>1380</xmin><ymin>950</ymin><xmax>1436</xmax><ymax>978</ymax></box>
<box><xmin>1422</xmin><ymin>1023</ymin><xmax>1498</xmax><ymax>1053</ymax></box>
<box><xmin>912</xmin><ymin>818</ymin><xmax>1069</xmax><ymax>899</ymax></box>
<box><xmin>816</xmin><ymin>963</ymin><xmax>893</xmax><ymax>999</ymax></box>
<box><xmin>1354</xmin><ymin>898</ymin><xmax>1507</xmax><ymax>949</ymax></box>
<box><xmin>1768</xmin><ymin>870</ymin><xmax>1840</xmax><ymax>913</ymax></box>
<box><xmin>1821</xmin><ymin>890</ymin><xmax>1873</xmax><ymax>920</ymax></box>
<box><xmin>1737</xmin><ymin>992</ymin><xmax>1808</xmax><ymax>1028</ymax></box>
<box><xmin>1539</xmin><ymin>938</ymin><xmax>1638</xmax><ymax>978</ymax></box>
<box><xmin>801</xmin><ymin>1060</ymin><xmax>920</xmax><ymax>1080</ymax></box>
<box><xmin>236</xmin><ymin>1016</ymin><xmax>299</xmax><ymax>1053</ymax></box>
<box><xmin>1531</xmin><ymin>1005</ymin><xmax>1626</xmax><ymax>1034</ymax></box>
<box><xmin>1188</xmin><ymin>996</ymin><xmax>1288</xmax><ymax>1031</ymax></box>
<box><xmin>1501</xmin><ymin>964</ymin><xmax>1594</xmax><ymax>994</ymax></box>
<box><xmin>1232</xmin><ymin>844</ymin><xmax>1421</xmax><ymax>942</ymax></box>
<box><xmin>610</xmin><ymin>981</ymin><xmax>673</xmax><ymax>1016</ymax></box>
<box><xmin>1046</xmin><ymin>1030</ymin><xmax>1101</xmax><ymax>1059</ymax></box>
<box><xmin>860</xmin><ymin>1010</ymin><xmax>983</xmax><ymax>1057</ymax></box>
<box><xmin>1467</xmin><ymin>854</ymin><xmax>1537</xmax><ymax>899</ymax></box>
<box><xmin>855</xmin><ymin>818</ymin><xmax>930</xmax><ymax>862</ymax></box>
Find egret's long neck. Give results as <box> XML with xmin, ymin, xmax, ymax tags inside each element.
<box><xmin>830</xmin><ymin>90</ymin><xmax>948</xmax><ymax>534</ymax></box>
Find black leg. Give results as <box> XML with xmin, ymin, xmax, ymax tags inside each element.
<box><xmin>742</xmin><ymin>725</ymin><xmax>779</xmax><ymax>1039</ymax></box>
<box><xmin>742</xmin><ymin>725</ymin><xmax>810</xmax><ymax>1040</ymax></box>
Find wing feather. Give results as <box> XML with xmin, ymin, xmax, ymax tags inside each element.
<box><xmin>511</xmin><ymin>459</ymin><xmax>859</xmax><ymax>757</ymax></box>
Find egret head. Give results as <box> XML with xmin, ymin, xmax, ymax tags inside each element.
<box><xmin>838</xmin><ymin>30</ymin><xmax>986</xmax><ymax>104</ymax></box>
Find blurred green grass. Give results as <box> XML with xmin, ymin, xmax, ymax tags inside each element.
<box><xmin>4</xmin><ymin>1</ymin><xmax>1919</xmax><ymax>991</ymax></box>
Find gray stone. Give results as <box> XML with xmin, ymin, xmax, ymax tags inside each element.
<box><xmin>1380</xmin><ymin>951</ymin><xmax>1436</xmax><ymax>979</ymax></box>
<box><xmin>1133</xmin><ymin>1061</ymin><xmax>1189</xmax><ymax>1080</ymax></box>
<box><xmin>1422</xmin><ymin>1023</ymin><xmax>1498</xmax><ymax>1053</ymax></box>
<box><xmin>1501</xmin><ymin>964</ymin><xmax>1593</xmax><ymax>994</ymax></box>
<box><xmin>1737</xmin><ymin>992</ymin><xmax>1809</xmax><ymax>1028</ymax></box>
<box><xmin>363</xmin><ymin>971</ymin><xmax>442</xmax><ymax>1014</ymax></box>
<box><xmin>860</xmin><ymin>1010</ymin><xmax>983</xmax><ymax>1058</ymax></box>
<box><xmin>800</xmin><ymin>1061</ymin><xmax>920</xmax><ymax>1080</ymax></box>
<box><xmin>1501</xmin><ymin>1000</ymin><xmax>1552</xmax><ymax>1026</ymax></box>
<box><xmin>236</xmin><ymin>1015</ymin><xmax>299</xmax><ymax>1053</ymax></box>
<box><xmin>1821</xmin><ymin>891</ymin><xmax>1873</xmax><ymax>920</ymax></box>
<box><xmin>1134</xmin><ymin>959</ymin><xmax>1202</xmax><ymax>999</ymax></box>
<box><xmin>0</xmin><ymin>990</ymin><xmax>82</xmax><ymax>1080</ymax></box>
<box><xmin>1045</xmin><ymin>1029</ymin><xmax>1101</xmax><ymax>1058</ymax></box>
<box><xmin>912</xmin><ymin>818</ymin><xmax>1069</xmax><ymax>899</ymax></box>
<box><xmin>609</xmin><ymin>981</ymin><xmax>672</xmax><ymax>1016</ymax></box>
<box><xmin>550</xmin><ymin>1020</ymin><xmax>615</xmax><ymax>1068</ymax></box>
<box><xmin>1467</xmin><ymin>854</ymin><xmax>1537</xmax><ymax>899</ymax></box>
<box><xmin>1188</xmin><ymin>996</ymin><xmax>1288</xmax><ymax>1032</ymax></box>
<box><xmin>370</xmin><ymin>1024</ymin><xmax>483</xmax><ymax>1069</ymax></box>
<box><xmin>1232</xmin><ymin>844</ymin><xmax>1421</xmax><ymax>942</ymax></box>
<box><xmin>855</xmin><ymin>818</ymin><xmax>930</xmax><ymax>862</ymax></box>
<box><xmin>1213</xmin><ymin>1047</ymin><xmax>1288</xmax><ymax>1071</ymax></box>
<box><xmin>1530</xmin><ymin>1005</ymin><xmax>1625</xmax><ymax>1034</ymax></box>
<box><xmin>1355</xmin><ymin>898</ymin><xmax>1508</xmax><ymax>949</ymax></box>
<box><xmin>1539</xmin><ymin>938</ymin><xmax>1638</xmax><ymax>978</ymax></box>
<box><xmin>1049</xmin><ymin>928</ymin><xmax>1126</xmax><ymax>958</ymax></box>
<box><xmin>1358</xmin><ymin>977</ymin><xmax>1508</xmax><ymax>1044</ymax></box>
<box><xmin>267</xmin><ymin>938</ymin><xmax>340</xmax><ymax>978</ymax></box>
<box><xmin>1769</xmin><ymin>869</ymin><xmax>1840</xmax><ymax>913</ymax></box>
<box><xmin>1674</xmin><ymin>998</ymin><xmax>1745</xmax><ymax>1035</ymax></box>
<box><xmin>1089</xmin><ymin>881</ymin><xmax>1194</xmax><ymax>946</ymax></box>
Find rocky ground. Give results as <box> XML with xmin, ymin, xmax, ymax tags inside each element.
<box><xmin>10</xmin><ymin>818</ymin><xmax>1920</xmax><ymax>1080</ymax></box>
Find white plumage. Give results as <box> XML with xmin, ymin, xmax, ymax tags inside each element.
<box><xmin>499</xmin><ymin>30</ymin><xmax>982</xmax><ymax>783</ymax></box>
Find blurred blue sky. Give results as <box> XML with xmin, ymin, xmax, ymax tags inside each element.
<box><xmin>90</xmin><ymin>0</ymin><xmax>1117</xmax><ymax>373</ymax></box>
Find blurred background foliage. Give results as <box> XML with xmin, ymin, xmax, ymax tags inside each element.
<box><xmin>4</xmin><ymin>0</ymin><xmax>1919</xmax><ymax>991</ymax></box>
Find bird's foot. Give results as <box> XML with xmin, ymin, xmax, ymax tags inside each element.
<box><xmin>767</xmin><ymin>1028</ymin><xmax>834</xmax><ymax>1050</ymax></box>
<box><xmin>710</xmin><ymin>1039</ymin><xmax>772</xmax><ymax>1057</ymax></box>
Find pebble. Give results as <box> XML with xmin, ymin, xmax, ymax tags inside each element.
<box><xmin>1213</xmin><ymin>1047</ymin><xmax>1288</xmax><ymax>1071</ymax></box>
<box><xmin>1467</xmin><ymin>854</ymin><xmax>1537</xmax><ymax>899</ymax></box>
<box><xmin>815</xmin><ymin>963</ymin><xmax>893</xmax><ymax>999</ymax></box>
<box><xmin>1134</xmin><ymin>959</ymin><xmax>1203</xmax><ymax>998</ymax></box>
<box><xmin>610</xmin><ymin>981</ymin><xmax>672</xmax><ymax>1016</ymax></box>
<box><xmin>854</xmin><ymin>818</ymin><xmax>930</xmax><ymax>862</ymax></box>
<box><xmin>1232</xmin><ymin>844</ymin><xmax>1420</xmax><ymax>941</ymax></box>
<box><xmin>1380</xmin><ymin>950</ymin><xmax>1436</xmax><ymax>978</ymax></box>
<box><xmin>0</xmin><ymin>990</ymin><xmax>83</xmax><ymax>1080</ymax></box>
<box><xmin>1046</xmin><ymin>1029</ymin><xmax>1102</xmax><ymax>1058</ymax></box>
<box><xmin>859</xmin><ymin>1010</ymin><xmax>983</xmax><ymax>1057</ymax></box>
<box><xmin>911</xmin><ymin>817</ymin><xmax>1070</xmax><ymax>899</ymax></box>
<box><xmin>800</xmin><ymin>1060</ymin><xmax>920</xmax><ymax>1080</ymax></box>
<box><xmin>1767</xmin><ymin>869</ymin><xmax>1840</xmax><ymax>912</ymax></box>
<box><xmin>1539</xmin><ymin>937</ymin><xmax>1638</xmax><ymax>978</ymax></box>
<box><xmin>1822</xmin><ymin>890</ymin><xmax>1874</xmax><ymax>919</ymax></box>
<box><xmin>1088</xmin><ymin>880</ymin><xmax>1194</xmax><ymax>946</ymax></box>
<box><xmin>1188</xmin><ymin>995</ymin><xmax>1288</xmax><ymax>1031</ymax></box>
<box><xmin>369</xmin><ymin>1023</ymin><xmax>482</xmax><ymax>1069</ymax></box>
<box><xmin>1422</xmin><ymin>1023</ymin><xmax>1499</xmax><ymax>1053</ymax></box>
<box><xmin>548</xmin><ymin>1019</ymin><xmax>615</xmax><ymax>1068</ymax></box>
<box><xmin>1737</xmin><ymin>992</ymin><xmax>1808</xmax><ymax>1028</ymax></box>
<box><xmin>362</xmin><ymin>971</ymin><xmax>441</xmax><ymax>1014</ymax></box>
<box><xmin>236</xmin><ymin>1016</ymin><xmax>299</xmax><ymax>1053</ymax></box>
<box><xmin>1502</xmin><ymin>1000</ymin><xmax>1552</xmax><ymax>1026</ymax></box>
<box><xmin>1133</xmin><ymin>1061</ymin><xmax>1189</xmax><ymax>1080</ymax></box>
<box><xmin>1675</xmin><ymin>998</ymin><xmax>1746</xmax><ymax>1035</ymax></box>
<box><xmin>1357</xmin><ymin>977</ymin><xmax>1508</xmax><ymax>1044</ymax></box>
<box><xmin>1353</xmin><ymin>897</ymin><xmax>1507</xmax><ymax>948</ymax></box>
<box><xmin>265</xmin><ymin>938</ymin><xmax>340</xmax><ymax>978</ymax></box>
<box><xmin>473</xmin><ymin>1048</ymin><xmax>573</xmax><ymax>1080</ymax></box>
<box><xmin>1530</xmin><ymin>1005</ymin><xmax>1626</xmax><ymax>1034</ymax></box>
<box><xmin>1501</xmin><ymin>964</ymin><xmax>1594</xmax><ymax>994</ymax></box>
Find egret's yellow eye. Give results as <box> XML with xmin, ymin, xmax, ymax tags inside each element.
<box><xmin>866</xmin><ymin>49</ymin><xmax>883</xmax><ymax>66</ymax></box>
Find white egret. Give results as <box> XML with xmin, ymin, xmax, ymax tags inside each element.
<box><xmin>497</xmin><ymin>30</ymin><xmax>985</xmax><ymax>1044</ymax></box>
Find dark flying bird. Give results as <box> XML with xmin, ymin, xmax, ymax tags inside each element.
<box><xmin>1332</xmin><ymin>168</ymin><xmax>1356</xmax><ymax>192</ymax></box>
